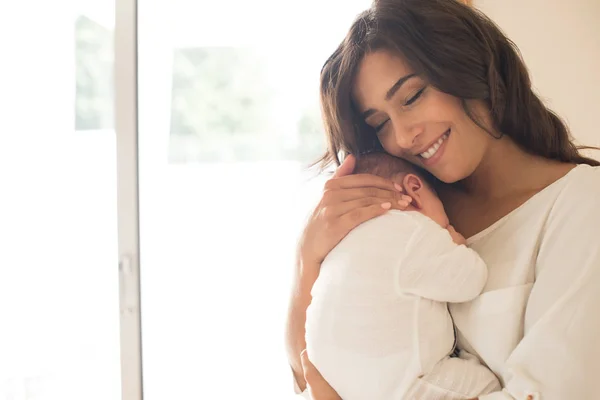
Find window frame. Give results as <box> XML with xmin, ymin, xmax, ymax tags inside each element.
<box><xmin>115</xmin><ymin>0</ymin><xmax>144</xmax><ymax>398</ymax></box>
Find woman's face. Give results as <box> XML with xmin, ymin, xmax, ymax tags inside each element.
<box><xmin>352</xmin><ymin>50</ymin><xmax>494</xmax><ymax>183</ymax></box>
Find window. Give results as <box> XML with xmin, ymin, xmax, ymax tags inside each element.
<box><xmin>0</xmin><ymin>2</ymin><xmax>120</xmax><ymax>400</ymax></box>
<box><xmin>0</xmin><ymin>1</ymin><xmax>372</xmax><ymax>399</ymax></box>
<box><xmin>137</xmin><ymin>1</ymin><xmax>370</xmax><ymax>398</ymax></box>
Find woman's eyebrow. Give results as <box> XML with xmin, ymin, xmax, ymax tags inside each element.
<box><xmin>385</xmin><ymin>73</ymin><xmax>417</xmax><ymax>101</ymax></box>
<box><xmin>360</xmin><ymin>73</ymin><xmax>417</xmax><ymax>120</ymax></box>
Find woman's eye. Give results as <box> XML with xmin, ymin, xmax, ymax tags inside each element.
<box><xmin>375</xmin><ymin>119</ymin><xmax>389</xmax><ymax>133</ymax></box>
<box><xmin>371</xmin><ymin>87</ymin><xmax>426</xmax><ymax>133</ymax></box>
<box><xmin>404</xmin><ymin>87</ymin><xmax>426</xmax><ymax>106</ymax></box>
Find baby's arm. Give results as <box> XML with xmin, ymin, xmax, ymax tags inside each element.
<box><xmin>397</xmin><ymin>220</ymin><xmax>487</xmax><ymax>303</ymax></box>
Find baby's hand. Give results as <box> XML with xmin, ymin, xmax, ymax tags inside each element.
<box><xmin>447</xmin><ymin>225</ymin><xmax>467</xmax><ymax>245</ymax></box>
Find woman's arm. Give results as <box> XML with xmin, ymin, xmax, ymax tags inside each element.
<box><xmin>478</xmin><ymin>168</ymin><xmax>600</xmax><ymax>400</ymax></box>
<box><xmin>286</xmin><ymin>258</ymin><xmax>319</xmax><ymax>392</ymax></box>
<box><xmin>301</xmin><ymin>350</ymin><xmax>342</xmax><ymax>400</ymax></box>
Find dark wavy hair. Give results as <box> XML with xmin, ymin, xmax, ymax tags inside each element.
<box><xmin>318</xmin><ymin>0</ymin><xmax>599</xmax><ymax>168</ymax></box>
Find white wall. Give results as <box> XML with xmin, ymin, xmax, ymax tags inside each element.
<box><xmin>475</xmin><ymin>0</ymin><xmax>600</xmax><ymax>153</ymax></box>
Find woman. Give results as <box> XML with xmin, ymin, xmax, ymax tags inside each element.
<box><xmin>285</xmin><ymin>0</ymin><xmax>600</xmax><ymax>399</ymax></box>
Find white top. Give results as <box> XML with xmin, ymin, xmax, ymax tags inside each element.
<box><xmin>305</xmin><ymin>211</ymin><xmax>489</xmax><ymax>399</ymax></box>
<box><xmin>295</xmin><ymin>164</ymin><xmax>600</xmax><ymax>400</ymax></box>
<box><xmin>448</xmin><ymin>164</ymin><xmax>600</xmax><ymax>400</ymax></box>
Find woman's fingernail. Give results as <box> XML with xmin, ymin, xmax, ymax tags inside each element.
<box><xmin>401</xmin><ymin>195</ymin><xmax>413</xmax><ymax>203</ymax></box>
<box><xmin>394</xmin><ymin>183</ymin><xmax>403</xmax><ymax>192</ymax></box>
<box><xmin>381</xmin><ymin>202</ymin><xmax>392</xmax><ymax>209</ymax></box>
<box><xmin>398</xmin><ymin>200</ymin><xmax>410</xmax><ymax>208</ymax></box>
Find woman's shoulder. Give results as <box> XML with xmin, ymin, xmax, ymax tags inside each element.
<box><xmin>547</xmin><ymin>163</ymin><xmax>600</xmax><ymax>220</ymax></box>
<box><xmin>560</xmin><ymin>163</ymin><xmax>600</xmax><ymax>194</ymax></box>
<box><xmin>534</xmin><ymin>164</ymin><xmax>600</xmax><ymax>277</ymax></box>
<box><xmin>520</xmin><ymin>163</ymin><xmax>598</xmax><ymax>214</ymax></box>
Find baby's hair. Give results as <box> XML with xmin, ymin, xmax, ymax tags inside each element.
<box><xmin>354</xmin><ymin>152</ymin><xmax>437</xmax><ymax>188</ymax></box>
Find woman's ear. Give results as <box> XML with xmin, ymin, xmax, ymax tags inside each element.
<box><xmin>403</xmin><ymin>174</ymin><xmax>424</xmax><ymax>209</ymax></box>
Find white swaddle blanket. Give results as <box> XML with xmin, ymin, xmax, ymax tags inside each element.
<box><xmin>305</xmin><ymin>211</ymin><xmax>500</xmax><ymax>400</ymax></box>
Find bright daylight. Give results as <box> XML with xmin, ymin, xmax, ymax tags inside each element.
<box><xmin>1</xmin><ymin>0</ymin><xmax>599</xmax><ymax>399</ymax></box>
<box><xmin>0</xmin><ymin>0</ymin><xmax>369</xmax><ymax>399</ymax></box>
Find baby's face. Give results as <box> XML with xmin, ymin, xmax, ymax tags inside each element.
<box><xmin>393</xmin><ymin>174</ymin><xmax>450</xmax><ymax>228</ymax></box>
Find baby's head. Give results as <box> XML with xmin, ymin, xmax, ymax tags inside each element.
<box><xmin>354</xmin><ymin>152</ymin><xmax>450</xmax><ymax>228</ymax></box>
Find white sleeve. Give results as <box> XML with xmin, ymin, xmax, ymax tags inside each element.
<box><xmin>479</xmin><ymin>168</ymin><xmax>600</xmax><ymax>400</ymax></box>
<box><xmin>397</xmin><ymin>219</ymin><xmax>488</xmax><ymax>303</ymax></box>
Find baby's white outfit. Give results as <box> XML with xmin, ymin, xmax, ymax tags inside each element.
<box><xmin>305</xmin><ymin>211</ymin><xmax>501</xmax><ymax>400</ymax></box>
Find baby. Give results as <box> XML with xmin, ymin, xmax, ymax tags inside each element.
<box><xmin>305</xmin><ymin>152</ymin><xmax>500</xmax><ymax>400</ymax></box>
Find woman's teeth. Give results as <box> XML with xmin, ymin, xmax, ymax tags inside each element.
<box><xmin>420</xmin><ymin>131</ymin><xmax>449</xmax><ymax>160</ymax></box>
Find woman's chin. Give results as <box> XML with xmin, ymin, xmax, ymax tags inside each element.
<box><xmin>431</xmin><ymin>169</ymin><xmax>467</xmax><ymax>185</ymax></box>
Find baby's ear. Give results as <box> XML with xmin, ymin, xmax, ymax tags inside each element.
<box><xmin>403</xmin><ymin>174</ymin><xmax>424</xmax><ymax>208</ymax></box>
<box><xmin>403</xmin><ymin>174</ymin><xmax>423</xmax><ymax>193</ymax></box>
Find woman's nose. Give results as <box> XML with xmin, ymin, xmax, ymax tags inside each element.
<box><xmin>394</xmin><ymin>122</ymin><xmax>424</xmax><ymax>150</ymax></box>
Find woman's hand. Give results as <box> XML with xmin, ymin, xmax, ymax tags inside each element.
<box><xmin>301</xmin><ymin>350</ymin><xmax>342</xmax><ymax>400</ymax></box>
<box><xmin>447</xmin><ymin>224</ymin><xmax>467</xmax><ymax>245</ymax></box>
<box><xmin>298</xmin><ymin>154</ymin><xmax>411</xmax><ymax>273</ymax></box>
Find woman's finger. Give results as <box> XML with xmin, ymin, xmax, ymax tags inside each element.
<box><xmin>322</xmin><ymin>198</ymin><xmax>392</xmax><ymax>220</ymax></box>
<box><xmin>322</xmin><ymin>196</ymin><xmax>412</xmax><ymax>218</ymax></box>
<box><xmin>323</xmin><ymin>187</ymin><xmax>411</xmax><ymax>205</ymax></box>
<box><xmin>325</xmin><ymin>173</ymin><xmax>401</xmax><ymax>192</ymax></box>
<box><xmin>301</xmin><ymin>350</ymin><xmax>342</xmax><ymax>400</ymax></box>
<box><xmin>332</xmin><ymin>154</ymin><xmax>356</xmax><ymax>178</ymax></box>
